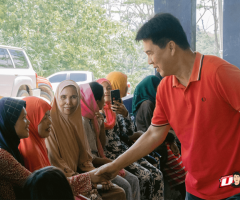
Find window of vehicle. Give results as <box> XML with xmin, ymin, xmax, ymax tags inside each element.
<box><xmin>70</xmin><ymin>73</ymin><xmax>87</xmax><ymax>82</ymax></box>
<box><xmin>9</xmin><ymin>49</ymin><xmax>29</xmax><ymax>69</ymax></box>
<box><xmin>49</xmin><ymin>74</ymin><xmax>67</xmax><ymax>83</ymax></box>
<box><xmin>0</xmin><ymin>48</ymin><xmax>14</xmax><ymax>68</ymax></box>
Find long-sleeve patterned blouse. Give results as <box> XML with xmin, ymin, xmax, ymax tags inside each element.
<box><xmin>0</xmin><ymin>148</ymin><xmax>92</xmax><ymax>200</ymax></box>
<box><xmin>104</xmin><ymin>114</ymin><xmax>135</xmax><ymax>159</ymax></box>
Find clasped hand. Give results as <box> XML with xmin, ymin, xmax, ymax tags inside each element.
<box><xmin>89</xmin><ymin>169</ymin><xmax>114</xmax><ymax>191</ymax></box>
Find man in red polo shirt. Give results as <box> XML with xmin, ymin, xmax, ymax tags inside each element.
<box><xmin>95</xmin><ymin>13</ymin><xmax>240</xmax><ymax>199</ymax></box>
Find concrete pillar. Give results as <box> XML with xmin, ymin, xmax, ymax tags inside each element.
<box><xmin>154</xmin><ymin>0</ymin><xmax>196</xmax><ymax>51</ymax></box>
<box><xmin>223</xmin><ymin>0</ymin><xmax>240</xmax><ymax>69</ymax></box>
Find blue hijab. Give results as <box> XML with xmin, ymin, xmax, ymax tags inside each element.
<box><xmin>0</xmin><ymin>97</ymin><xmax>26</xmax><ymax>165</ymax></box>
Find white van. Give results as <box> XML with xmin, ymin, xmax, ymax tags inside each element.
<box><xmin>47</xmin><ymin>71</ymin><xmax>94</xmax><ymax>93</ymax></box>
<box><xmin>0</xmin><ymin>45</ymin><xmax>40</xmax><ymax>97</ymax></box>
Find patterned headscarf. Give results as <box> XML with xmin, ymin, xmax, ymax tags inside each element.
<box><xmin>0</xmin><ymin>97</ymin><xmax>26</xmax><ymax>165</ymax></box>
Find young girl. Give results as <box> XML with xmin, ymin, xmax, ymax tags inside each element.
<box><xmin>80</xmin><ymin>82</ymin><xmax>140</xmax><ymax>200</ymax></box>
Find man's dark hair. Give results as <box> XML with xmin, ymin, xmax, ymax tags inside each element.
<box><xmin>89</xmin><ymin>81</ymin><xmax>104</xmax><ymax>101</ymax></box>
<box><xmin>23</xmin><ymin>166</ymin><xmax>74</xmax><ymax>200</ymax></box>
<box><xmin>233</xmin><ymin>172</ymin><xmax>240</xmax><ymax>176</ymax></box>
<box><xmin>136</xmin><ymin>13</ymin><xmax>190</xmax><ymax>50</ymax></box>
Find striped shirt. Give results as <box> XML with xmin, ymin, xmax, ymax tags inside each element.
<box><xmin>163</xmin><ymin>143</ymin><xmax>187</xmax><ymax>188</ymax></box>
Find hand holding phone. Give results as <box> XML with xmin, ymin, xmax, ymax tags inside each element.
<box><xmin>111</xmin><ymin>100</ymin><xmax>128</xmax><ymax>118</ymax></box>
<box><xmin>111</xmin><ymin>90</ymin><xmax>121</xmax><ymax>105</ymax></box>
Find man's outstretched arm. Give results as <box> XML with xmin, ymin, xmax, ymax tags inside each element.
<box><xmin>95</xmin><ymin>124</ymin><xmax>170</xmax><ymax>179</ymax></box>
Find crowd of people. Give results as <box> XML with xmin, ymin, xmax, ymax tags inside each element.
<box><xmin>0</xmin><ymin>70</ymin><xmax>186</xmax><ymax>200</ymax></box>
<box><xmin>1</xmin><ymin>12</ymin><xmax>240</xmax><ymax>200</ymax></box>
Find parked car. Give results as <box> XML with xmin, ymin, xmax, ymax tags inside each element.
<box><xmin>0</xmin><ymin>45</ymin><xmax>40</xmax><ymax>97</ymax></box>
<box><xmin>47</xmin><ymin>71</ymin><xmax>94</xmax><ymax>93</ymax></box>
<box><xmin>37</xmin><ymin>76</ymin><xmax>54</xmax><ymax>103</ymax></box>
<box><xmin>0</xmin><ymin>45</ymin><xmax>40</xmax><ymax>98</ymax></box>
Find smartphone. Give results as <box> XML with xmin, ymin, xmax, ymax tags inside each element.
<box><xmin>111</xmin><ymin>89</ymin><xmax>121</xmax><ymax>105</ymax></box>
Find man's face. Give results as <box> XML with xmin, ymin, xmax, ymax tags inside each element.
<box><xmin>143</xmin><ymin>39</ymin><xmax>177</xmax><ymax>77</ymax></box>
<box><xmin>234</xmin><ymin>175</ymin><xmax>240</xmax><ymax>185</ymax></box>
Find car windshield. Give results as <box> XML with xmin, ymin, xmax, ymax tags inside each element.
<box><xmin>9</xmin><ymin>50</ymin><xmax>29</xmax><ymax>69</ymax></box>
<box><xmin>0</xmin><ymin>48</ymin><xmax>13</xmax><ymax>68</ymax></box>
<box><xmin>70</xmin><ymin>73</ymin><xmax>87</xmax><ymax>82</ymax></box>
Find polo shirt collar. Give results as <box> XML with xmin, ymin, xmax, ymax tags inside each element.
<box><xmin>172</xmin><ymin>52</ymin><xmax>204</xmax><ymax>88</ymax></box>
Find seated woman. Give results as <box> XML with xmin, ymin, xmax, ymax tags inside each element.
<box><xmin>97</xmin><ymin>74</ymin><xmax>164</xmax><ymax>200</ymax></box>
<box><xmin>133</xmin><ymin>76</ymin><xmax>187</xmax><ymax>198</ymax></box>
<box><xmin>18</xmin><ymin>96</ymin><xmax>102</xmax><ymax>200</ymax></box>
<box><xmin>0</xmin><ymin>97</ymin><xmax>102</xmax><ymax>200</ymax></box>
<box><xmin>132</xmin><ymin>75</ymin><xmax>160</xmax><ymax>132</ymax></box>
<box><xmin>80</xmin><ymin>82</ymin><xmax>140</xmax><ymax>200</ymax></box>
<box><xmin>45</xmin><ymin>80</ymin><xmax>126</xmax><ymax>200</ymax></box>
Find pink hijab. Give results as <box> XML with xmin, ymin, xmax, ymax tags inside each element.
<box><xmin>80</xmin><ymin>83</ymin><xmax>106</xmax><ymax>158</ymax></box>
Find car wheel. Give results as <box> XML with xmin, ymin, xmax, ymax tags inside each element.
<box><xmin>17</xmin><ymin>90</ymin><xmax>29</xmax><ymax>97</ymax></box>
<box><xmin>40</xmin><ymin>91</ymin><xmax>52</xmax><ymax>102</ymax></box>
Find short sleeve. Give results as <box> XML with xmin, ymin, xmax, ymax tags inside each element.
<box><xmin>216</xmin><ymin>64</ymin><xmax>240</xmax><ymax>112</ymax></box>
<box><xmin>151</xmin><ymin>84</ymin><xmax>169</xmax><ymax>127</ymax></box>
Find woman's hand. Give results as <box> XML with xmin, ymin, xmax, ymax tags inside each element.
<box><xmin>111</xmin><ymin>100</ymin><xmax>128</xmax><ymax>117</ymax></box>
<box><xmin>95</xmin><ymin>112</ymin><xmax>104</xmax><ymax>123</ymax></box>
<box><xmin>101</xmin><ymin>181</ymin><xmax>113</xmax><ymax>191</ymax></box>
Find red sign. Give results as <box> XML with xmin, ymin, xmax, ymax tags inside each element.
<box><xmin>219</xmin><ymin>175</ymin><xmax>233</xmax><ymax>187</ymax></box>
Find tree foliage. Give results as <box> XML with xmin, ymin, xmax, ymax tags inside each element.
<box><xmin>196</xmin><ymin>0</ymin><xmax>221</xmax><ymax>57</ymax></box>
<box><xmin>92</xmin><ymin>0</ymin><xmax>154</xmax><ymax>31</ymax></box>
<box><xmin>0</xmin><ymin>0</ymin><xmax>153</xmax><ymax>90</ymax></box>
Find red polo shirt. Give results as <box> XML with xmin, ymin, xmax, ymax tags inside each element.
<box><xmin>152</xmin><ymin>52</ymin><xmax>240</xmax><ymax>199</ymax></box>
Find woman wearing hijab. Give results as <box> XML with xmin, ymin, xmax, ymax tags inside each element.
<box><xmin>97</xmin><ymin>76</ymin><xmax>164</xmax><ymax>200</ymax></box>
<box><xmin>80</xmin><ymin>82</ymin><xmax>140</xmax><ymax>200</ymax></box>
<box><xmin>0</xmin><ymin>97</ymin><xmax>30</xmax><ymax>199</ymax></box>
<box><xmin>45</xmin><ymin>80</ymin><xmax>126</xmax><ymax>200</ymax></box>
<box><xmin>132</xmin><ymin>75</ymin><xmax>160</xmax><ymax>132</ymax></box>
<box><xmin>0</xmin><ymin>97</ymin><xmax>114</xmax><ymax>200</ymax></box>
<box><xmin>18</xmin><ymin>97</ymin><xmax>52</xmax><ymax>172</ymax></box>
<box><xmin>18</xmin><ymin>96</ymin><xmax>104</xmax><ymax>200</ymax></box>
